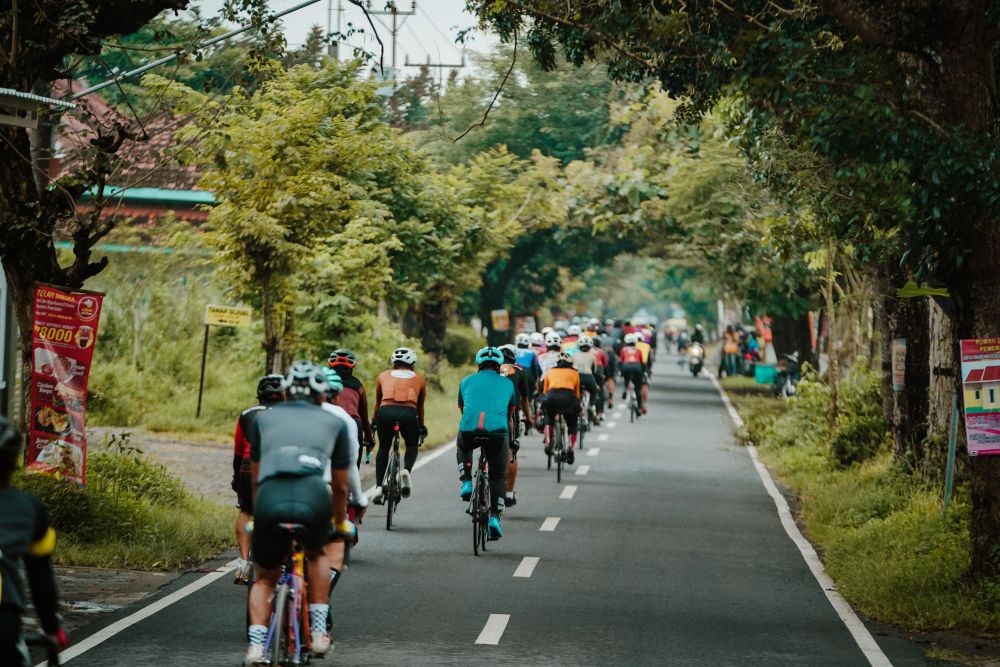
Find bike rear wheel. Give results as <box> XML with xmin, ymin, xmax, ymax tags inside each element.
<box><xmin>556</xmin><ymin>423</ymin><xmax>564</xmax><ymax>484</ymax></box>
<box><xmin>479</xmin><ymin>479</ymin><xmax>489</xmax><ymax>553</ymax></box>
<box><xmin>268</xmin><ymin>583</ymin><xmax>291</xmax><ymax>665</ymax></box>
<box><xmin>385</xmin><ymin>453</ymin><xmax>398</xmax><ymax>531</ymax></box>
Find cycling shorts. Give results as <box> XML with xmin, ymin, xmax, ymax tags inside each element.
<box><xmin>252</xmin><ymin>475</ymin><xmax>331</xmax><ymax>569</ymax></box>
<box><xmin>621</xmin><ymin>363</ymin><xmax>646</xmax><ymax>386</ymax></box>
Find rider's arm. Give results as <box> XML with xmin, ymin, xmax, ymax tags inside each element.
<box><xmin>342</xmin><ymin>416</ymin><xmax>367</xmax><ymax>508</ymax></box>
<box><xmin>249</xmin><ymin>421</ymin><xmax>261</xmax><ymax>504</ymax></box>
<box><xmin>417</xmin><ymin>377</ymin><xmax>426</xmax><ymax>426</ymax></box>
<box><xmin>358</xmin><ymin>387</ymin><xmax>374</xmax><ymax>443</ymax></box>
<box><xmin>24</xmin><ymin>500</ymin><xmax>62</xmax><ymax>636</ymax></box>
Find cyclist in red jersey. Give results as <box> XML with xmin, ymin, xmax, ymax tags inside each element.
<box><xmin>328</xmin><ymin>349</ymin><xmax>375</xmax><ymax>465</ymax></box>
<box><xmin>619</xmin><ymin>334</ymin><xmax>648</xmax><ymax>414</ymax></box>
<box><xmin>231</xmin><ymin>374</ymin><xmax>285</xmax><ymax>584</ymax></box>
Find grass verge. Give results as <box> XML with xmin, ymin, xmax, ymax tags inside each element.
<box><xmin>14</xmin><ymin>433</ymin><xmax>230</xmax><ymax>570</ymax></box>
<box><xmin>721</xmin><ymin>374</ymin><xmax>1000</xmax><ymax>635</ymax></box>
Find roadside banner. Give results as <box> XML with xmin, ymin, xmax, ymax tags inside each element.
<box><xmin>26</xmin><ymin>284</ymin><xmax>103</xmax><ymax>484</ymax></box>
<box><xmin>490</xmin><ymin>309</ymin><xmax>510</xmax><ymax>332</ymax></box>
<box><xmin>959</xmin><ymin>338</ymin><xmax>1000</xmax><ymax>456</ymax></box>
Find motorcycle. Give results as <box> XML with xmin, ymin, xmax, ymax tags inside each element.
<box><xmin>772</xmin><ymin>352</ymin><xmax>801</xmax><ymax>398</ymax></box>
<box><xmin>688</xmin><ymin>342</ymin><xmax>705</xmax><ymax>377</ymax></box>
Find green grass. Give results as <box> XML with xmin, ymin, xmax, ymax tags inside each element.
<box><xmin>13</xmin><ymin>435</ymin><xmax>230</xmax><ymax>570</ymax></box>
<box><xmin>722</xmin><ymin>375</ymin><xmax>1000</xmax><ymax>635</ymax></box>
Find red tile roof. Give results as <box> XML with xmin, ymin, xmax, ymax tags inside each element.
<box><xmin>985</xmin><ymin>366</ymin><xmax>1000</xmax><ymax>383</ymax></box>
<box><xmin>967</xmin><ymin>368</ymin><xmax>985</xmax><ymax>383</ymax></box>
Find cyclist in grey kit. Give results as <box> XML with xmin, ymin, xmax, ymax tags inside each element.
<box><xmin>244</xmin><ymin>362</ymin><xmax>354</xmax><ymax>666</ymax></box>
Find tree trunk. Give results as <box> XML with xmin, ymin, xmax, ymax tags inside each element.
<box><xmin>925</xmin><ymin>297</ymin><xmax>957</xmax><ymax>477</ymax></box>
<box><xmin>261</xmin><ymin>274</ymin><xmax>279</xmax><ymax>373</ymax></box>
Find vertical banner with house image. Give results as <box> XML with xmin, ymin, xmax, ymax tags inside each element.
<box><xmin>960</xmin><ymin>338</ymin><xmax>1000</xmax><ymax>456</ymax></box>
<box><xmin>26</xmin><ymin>285</ymin><xmax>103</xmax><ymax>484</ymax></box>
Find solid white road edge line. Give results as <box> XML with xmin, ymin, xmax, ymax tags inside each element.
<box><xmin>575</xmin><ymin>465</ymin><xmax>591</xmax><ymax>476</ymax></box>
<box><xmin>513</xmin><ymin>556</ymin><xmax>540</xmax><ymax>578</ymax></box>
<box><xmin>43</xmin><ymin>560</ymin><xmax>237</xmax><ymax>667</ymax></box>
<box><xmin>588</xmin><ymin>447</ymin><xmax>601</xmax><ymax>456</ymax></box>
<box><xmin>539</xmin><ymin>517</ymin><xmax>561</xmax><ymax>531</ymax></box>
<box><xmin>475</xmin><ymin>613</ymin><xmax>511</xmax><ymax>645</ymax></box>
<box><xmin>709</xmin><ymin>375</ymin><xmax>892</xmax><ymax>667</ymax></box>
<box><xmin>597</xmin><ymin>433</ymin><xmax>609</xmax><ymax>442</ymax></box>
<box><xmin>559</xmin><ymin>485</ymin><xmax>577</xmax><ymax>499</ymax></box>
<box><xmin>58</xmin><ymin>440</ymin><xmax>461</xmax><ymax>666</ymax></box>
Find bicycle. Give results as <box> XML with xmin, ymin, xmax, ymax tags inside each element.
<box><xmin>578</xmin><ymin>391</ymin><xmax>590</xmax><ymax>450</ymax></box>
<box><xmin>382</xmin><ymin>422</ymin><xmax>403</xmax><ymax>530</ymax></box>
<box><xmin>626</xmin><ymin>383</ymin><xmax>640</xmax><ymax>423</ymax></box>
<box><xmin>261</xmin><ymin>523</ymin><xmax>312</xmax><ymax>666</ymax></box>
<box><xmin>550</xmin><ymin>413</ymin><xmax>568</xmax><ymax>483</ymax></box>
<box><xmin>466</xmin><ymin>434</ymin><xmax>491</xmax><ymax>556</ymax></box>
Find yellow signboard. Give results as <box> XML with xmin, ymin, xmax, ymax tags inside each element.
<box><xmin>491</xmin><ymin>309</ymin><xmax>510</xmax><ymax>332</ymax></box>
<box><xmin>205</xmin><ymin>304</ymin><xmax>252</xmax><ymax>327</ymax></box>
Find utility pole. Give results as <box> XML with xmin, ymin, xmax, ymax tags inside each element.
<box><xmin>404</xmin><ymin>54</ymin><xmax>466</xmax><ymax>91</ymax></box>
<box><xmin>327</xmin><ymin>0</ymin><xmax>344</xmax><ymax>60</ymax></box>
<box><xmin>366</xmin><ymin>1</ymin><xmax>416</xmax><ymax>92</ymax></box>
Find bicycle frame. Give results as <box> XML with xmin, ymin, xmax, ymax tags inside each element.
<box><xmin>263</xmin><ymin>528</ymin><xmax>311</xmax><ymax>665</ymax></box>
<box><xmin>384</xmin><ymin>423</ymin><xmax>403</xmax><ymax>530</ymax></box>
<box><xmin>467</xmin><ymin>436</ymin><xmax>491</xmax><ymax>555</ymax></box>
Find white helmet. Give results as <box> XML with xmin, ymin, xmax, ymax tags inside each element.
<box><xmin>624</xmin><ymin>333</ymin><xmax>637</xmax><ymax>345</ymax></box>
<box><xmin>567</xmin><ymin>324</ymin><xmax>582</xmax><ymax>336</ymax></box>
<box><xmin>515</xmin><ymin>333</ymin><xmax>531</xmax><ymax>347</ymax></box>
<box><xmin>390</xmin><ymin>347</ymin><xmax>417</xmax><ymax>366</ymax></box>
<box><xmin>545</xmin><ymin>332</ymin><xmax>562</xmax><ymax>347</ymax></box>
<box><xmin>529</xmin><ymin>332</ymin><xmax>545</xmax><ymax>346</ymax></box>
<box><xmin>541</xmin><ymin>327</ymin><xmax>554</xmax><ymax>336</ymax></box>
<box><xmin>578</xmin><ymin>335</ymin><xmax>593</xmax><ymax>348</ymax></box>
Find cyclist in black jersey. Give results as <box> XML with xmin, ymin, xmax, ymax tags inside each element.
<box><xmin>244</xmin><ymin>362</ymin><xmax>355</xmax><ymax>666</ymax></box>
<box><xmin>0</xmin><ymin>417</ymin><xmax>69</xmax><ymax>666</ymax></box>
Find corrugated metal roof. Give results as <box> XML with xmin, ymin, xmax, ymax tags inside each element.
<box><xmin>0</xmin><ymin>88</ymin><xmax>76</xmax><ymax>109</ymax></box>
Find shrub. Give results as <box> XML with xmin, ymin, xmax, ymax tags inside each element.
<box><xmin>441</xmin><ymin>326</ymin><xmax>485</xmax><ymax>367</ymax></box>
<box><xmin>830</xmin><ymin>368</ymin><xmax>889</xmax><ymax>467</ymax></box>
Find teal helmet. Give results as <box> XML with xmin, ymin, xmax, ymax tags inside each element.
<box><xmin>475</xmin><ymin>346</ymin><xmax>503</xmax><ymax>367</ymax></box>
<box><xmin>325</xmin><ymin>368</ymin><xmax>344</xmax><ymax>394</ymax></box>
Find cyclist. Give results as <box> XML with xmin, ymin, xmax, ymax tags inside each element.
<box><xmin>499</xmin><ymin>345</ymin><xmax>533</xmax><ymax>508</ymax></box>
<box><xmin>232</xmin><ymin>374</ymin><xmax>286</xmax><ymax>585</ymax></box>
<box><xmin>619</xmin><ymin>334</ymin><xmax>648</xmax><ymax>415</ymax></box>
<box><xmin>536</xmin><ymin>332</ymin><xmax>562</xmax><ymax>382</ymax></box>
<box><xmin>529</xmin><ymin>331</ymin><xmax>546</xmax><ymax>355</ymax></box>
<box><xmin>457</xmin><ymin>347</ymin><xmax>516</xmax><ymax>540</ymax></box>
<box><xmin>371</xmin><ymin>347</ymin><xmax>426</xmax><ymax>504</ymax></box>
<box><xmin>600</xmin><ymin>334</ymin><xmax>619</xmax><ymax>409</ymax></box>
<box><xmin>561</xmin><ymin>324</ymin><xmax>582</xmax><ymax>355</ymax></box>
<box><xmin>245</xmin><ymin>362</ymin><xmax>354</xmax><ymax>666</ymax></box>
<box><xmin>590</xmin><ymin>335</ymin><xmax>609</xmax><ymax>419</ymax></box>
<box><xmin>514</xmin><ymin>333</ymin><xmax>541</xmax><ymax>389</ymax></box>
<box><xmin>573</xmin><ymin>335</ymin><xmax>601</xmax><ymax>425</ymax></box>
<box><xmin>321</xmin><ymin>369</ymin><xmax>367</xmax><ymax>623</ymax></box>
<box><xmin>328</xmin><ymin>349</ymin><xmax>375</xmax><ymax>465</ymax></box>
<box><xmin>0</xmin><ymin>417</ymin><xmax>69</xmax><ymax>666</ymax></box>
<box><xmin>635</xmin><ymin>332</ymin><xmax>653</xmax><ymax>379</ymax></box>
<box><xmin>541</xmin><ymin>351</ymin><xmax>581</xmax><ymax>464</ymax></box>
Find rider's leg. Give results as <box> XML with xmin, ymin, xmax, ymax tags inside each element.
<box><xmin>505</xmin><ymin>448</ymin><xmax>518</xmax><ymax>497</ymax></box>
<box><xmin>565</xmin><ymin>408</ymin><xmax>579</xmax><ymax>447</ymax></box>
<box><xmin>0</xmin><ymin>608</ymin><xmax>28</xmax><ymax>667</ymax></box>
<box><xmin>401</xmin><ymin>411</ymin><xmax>420</xmax><ymax>472</ymax></box>
<box><xmin>486</xmin><ymin>435</ymin><xmax>509</xmax><ymax>516</ymax></box>
<box><xmin>455</xmin><ymin>434</ymin><xmax>473</xmax><ymax>481</ymax></box>
<box><xmin>373</xmin><ymin>419</ymin><xmax>394</xmax><ymax>486</ymax></box>
<box><xmin>236</xmin><ymin>510</ymin><xmax>252</xmax><ymax>560</ymax></box>
<box><xmin>247</xmin><ymin>566</ymin><xmax>281</xmax><ymax>627</ymax></box>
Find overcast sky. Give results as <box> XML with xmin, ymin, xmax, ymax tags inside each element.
<box><xmin>194</xmin><ymin>0</ymin><xmax>498</xmax><ymax>74</ymax></box>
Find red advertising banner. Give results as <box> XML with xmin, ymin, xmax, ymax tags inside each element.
<box><xmin>26</xmin><ymin>285</ymin><xmax>103</xmax><ymax>484</ymax></box>
<box><xmin>960</xmin><ymin>338</ymin><xmax>1000</xmax><ymax>456</ymax></box>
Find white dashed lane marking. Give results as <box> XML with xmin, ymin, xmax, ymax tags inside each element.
<box><xmin>606</xmin><ymin>421</ymin><xmax>618</xmax><ymax>428</ymax></box>
<box><xmin>597</xmin><ymin>433</ymin><xmax>609</xmax><ymax>442</ymax></box>
<box><xmin>475</xmin><ymin>614</ymin><xmax>510</xmax><ymax>645</ymax></box>
<box><xmin>587</xmin><ymin>447</ymin><xmax>600</xmax><ymax>456</ymax></box>
<box><xmin>540</xmin><ymin>517</ymin><xmax>561</xmax><ymax>532</ymax></box>
<box><xmin>559</xmin><ymin>485</ymin><xmax>577</xmax><ymax>499</ymax></box>
<box><xmin>513</xmin><ymin>557</ymin><xmax>540</xmax><ymax>578</ymax></box>
<box><xmin>576</xmin><ymin>465</ymin><xmax>591</xmax><ymax>476</ymax></box>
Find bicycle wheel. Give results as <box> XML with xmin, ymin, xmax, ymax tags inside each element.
<box><xmin>268</xmin><ymin>583</ymin><xmax>291</xmax><ymax>665</ymax></box>
<box><xmin>472</xmin><ymin>473</ymin><xmax>483</xmax><ymax>556</ymax></box>
<box><xmin>479</xmin><ymin>482</ymin><xmax>489</xmax><ymax>553</ymax></box>
<box><xmin>385</xmin><ymin>452</ymin><xmax>398</xmax><ymax>531</ymax></box>
<box><xmin>556</xmin><ymin>424</ymin><xmax>564</xmax><ymax>484</ymax></box>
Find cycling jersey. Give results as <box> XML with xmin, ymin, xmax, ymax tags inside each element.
<box><xmin>572</xmin><ymin>350</ymin><xmax>598</xmax><ymax>376</ymax></box>
<box><xmin>458</xmin><ymin>370</ymin><xmax>516</xmax><ymax>432</ymax></box>
<box><xmin>500</xmin><ymin>363</ymin><xmax>532</xmax><ymax>403</ymax></box>
<box><xmin>619</xmin><ymin>346</ymin><xmax>643</xmax><ymax>364</ymax></box>
<box><xmin>375</xmin><ymin>368</ymin><xmax>426</xmax><ymax>423</ymax></box>
<box><xmin>560</xmin><ymin>336</ymin><xmax>579</xmax><ymax>356</ymax></box>
<box><xmin>543</xmin><ymin>366</ymin><xmax>581</xmax><ymax>397</ymax></box>
<box><xmin>234</xmin><ymin>404</ymin><xmax>267</xmax><ymax>460</ymax></box>
<box><xmin>636</xmin><ymin>341</ymin><xmax>651</xmax><ymax>364</ymax></box>
<box><xmin>331</xmin><ymin>368</ymin><xmax>374</xmax><ymax>443</ymax></box>
<box><xmin>537</xmin><ymin>350</ymin><xmax>561</xmax><ymax>378</ymax></box>
<box><xmin>249</xmin><ymin>401</ymin><xmax>352</xmax><ymax>483</ymax></box>
<box><xmin>321</xmin><ymin>402</ymin><xmax>367</xmax><ymax>507</ymax></box>
<box><xmin>514</xmin><ymin>348</ymin><xmax>541</xmax><ymax>384</ymax></box>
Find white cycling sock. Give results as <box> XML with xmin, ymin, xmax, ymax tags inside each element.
<box><xmin>309</xmin><ymin>603</ymin><xmax>329</xmax><ymax>632</ymax></box>
<box><xmin>248</xmin><ymin>624</ymin><xmax>267</xmax><ymax>646</ymax></box>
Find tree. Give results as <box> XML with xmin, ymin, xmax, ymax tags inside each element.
<box><xmin>157</xmin><ymin>61</ymin><xmax>410</xmax><ymax>371</ymax></box>
<box><xmin>471</xmin><ymin>0</ymin><xmax>1000</xmax><ymax>575</ymax></box>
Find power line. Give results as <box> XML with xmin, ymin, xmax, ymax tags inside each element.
<box><xmin>416</xmin><ymin>6</ymin><xmax>464</xmax><ymax>58</ymax></box>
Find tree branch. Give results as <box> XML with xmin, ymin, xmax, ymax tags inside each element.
<box><xmin>453</xmin><ymin>24</ymin><xmax>517</xmax><ymax>142</ymax></box>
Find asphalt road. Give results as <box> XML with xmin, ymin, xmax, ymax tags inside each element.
<box><xmin>54</xmin><ymin>353</ymin><xmax>944</xmax><ymax>666</ymax></box>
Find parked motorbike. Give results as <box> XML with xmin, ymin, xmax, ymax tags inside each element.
<box><xmin>739</xmin><ymin>351</ymin><xmax>758</xmax><ymax>377</ymax></box>
<box><xmin>772</xmin><ymin>352</ymin><xmax>801</xmax><ymax>398</ymax></box>
<box><xmin>688</xmin><ymin>342</ymin><xmax>705</xmax><ymax>377</ymax></box>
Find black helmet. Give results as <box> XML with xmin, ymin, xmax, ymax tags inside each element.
<box><xmin>256</xmin><ymin>374</ymin><xmax>286</xmax><ymax>403</ymax></box>
<box><xmin>284</xmin><ymin>361</ymin><xmax>330</xmax><ymax>402</ymax></box>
